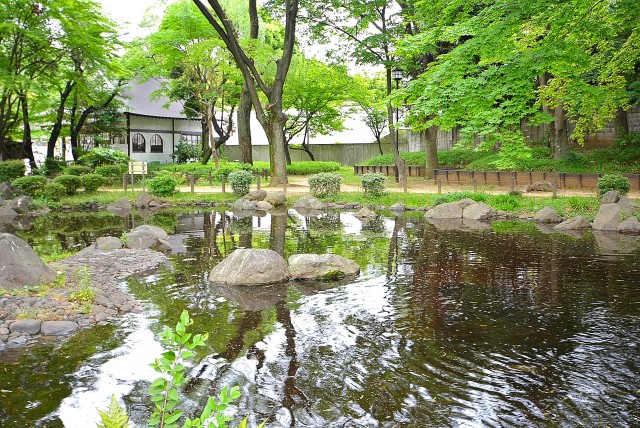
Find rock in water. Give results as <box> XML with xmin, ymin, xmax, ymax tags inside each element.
<box><xmin>209</xmin><ymin>249</ymin><xmax>289</xmax><ymax>286</ymax></box>
<box><xmin>592</xmin><ymin>204</ymin><xmax>622</xmax><ymax>231</ymax></box>
<box><xmin>264</xmin><ymin>191</ymin><xmax>286</xmax><ymax>206</ymax></box>
<box><xmin>294</xmin><ymin>195</ymin><xmax>326</xmax><ymax>210</ymax></box>
<box><xmin>107</xmin><ymin>198</ymin><xmax>132</xmax><ymax>214</ymax></box>
<box><xmin>462</xmin><ymin>202</ymin><xmax>495</xmax><ymax>220</ymax></box>
<box><xmin>0</xmin><ymin>233</ymin><xmax>55</xmax><ymax>291</ymax></box>
<box><xmin>424</xmin><ymin>202</ymin><xmax>463</xmax><ymax>219</ymax></box>
<box><xmin>533</xmin><ymin>206</ymin><xmax>562</xmax><ymax>223</ymax></box>
<box><xmin>243</xmin><ymin>190</ymin><xmax>267</xmax><ymax>201</ymax></box>
<box><xmin>554</xmin><ymin>216</ymin><xmax>592</xmax><ymax>230</ymax></box>
<box><xmin>289</xmin><ymin>254</ymin><xmax>360</xmax><ymax>281</ymax></box>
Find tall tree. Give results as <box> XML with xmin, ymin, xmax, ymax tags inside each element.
<box><xmin>300</xmin><ymin>0</ymin><xmax>407</xmax><ymax>182</ymax></box>
<box><xmin>283</xmin><ymin>57</ymin><xmax>353</xmax><ymax>161</ymax></box>
<box><xmin>193</xmin><ymin>0</ymin><xmax>299</xmax><ymax>186</ymax></box>
<box><xmin>396</xmin><ymin>0</ymin><xmax>640</xmax><ymax>166</ymax></box>
<box><xmin>352</xmin><ymin>74</ymin><xmax>388</xmax><ymax>155</ymax></box>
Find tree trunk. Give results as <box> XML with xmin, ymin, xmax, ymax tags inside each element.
<box><xmin>207</xmin><ymin>111</ymin><xmax>219</xmax><ymax>170</ymax></box>
<box><xmin>553</xmin><ymin>105</ymin><xmax>569</xmax><ymax>158</ymax></box>
<box><xmin>425</xmin><ymin>125</ymin><xmax>438</xmax><ymax>180</ymax></box>
<box><xmin>270</xmin><ymin>211</ymin><xmax>287</xmax><ymax>257</ymax></box>
<box><xmin>538</xmin><ymin>73</ymin><xmax>554</xmax><ymax>147</ymax></box>
<box><xmin>47</xmin><ymin>81</ymin><xmax>74</xmax><ymax>159</ymax></box>
<box><xmin>301</xmin><ymin>126</ymin><xmax>314</xmax><ymax>161</ymax></box>
<box><xmin>19</xmin><ymin>94</ymin><xmax>36</xmax><ymax>171</ymax></box>
<box><xmin>376</xmin><ymin>136</ymin><xmax>384</xmax><ymax>155</ymax></box>
<box><xmin>237</xmin><ymin>83</ymin><xmax>253</xmax><ymax>164</ymax></box>
<box><xmin>613</xmin><ymin>107</ymin><xmax>629</xmax><ymax>140</ymax></box>
<box><xmin>264</xmin><ymin>110</ymin><xmax>288</xmax><ymax>186</ymax></box>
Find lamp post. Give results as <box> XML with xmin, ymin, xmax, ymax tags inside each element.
<box><xmin>392</xmin><ymin>68</ymin><xmax>406</xmax><ymax>191</ymax></box>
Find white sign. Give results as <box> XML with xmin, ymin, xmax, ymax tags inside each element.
<box><xmin>128</xmin><ymin>161</ymin><xmax>147</xmax><ymax>175</ymax></box>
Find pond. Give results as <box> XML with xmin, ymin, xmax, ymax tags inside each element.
<box><xmin>1</xmin><ymin>209</ymin><xmax>639</xmax><ymax>427</ymax></box>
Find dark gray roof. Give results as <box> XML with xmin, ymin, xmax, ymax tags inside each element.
<box><xmin>121</xmin><ymin>79</ymin><xmax>189</xmax><ymax>119</ymax></box>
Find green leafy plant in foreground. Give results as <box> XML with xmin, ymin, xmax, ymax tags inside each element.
<box><xmin>97</xmin><ymin>310</ymin><xmax>262</xmax><ymax>428</ymax></box>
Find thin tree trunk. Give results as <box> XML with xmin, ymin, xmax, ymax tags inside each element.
<box><xmin>425</xmin><ymin>125</ymin><xmax>438</xmax><ymax>180</ymax></box>
<box><xmin>538</xmin><ymin>73</ymin><xmax>554</xmax><ymax>147</ymax></box>
<box><xmin>301</xmin><ymin>126</ymin><xmax>315</xmax><ymax>161</ymax></box>
<box><xmin>47</xmin><ymin>81</ymin><xmax>74</xmax><ymax>159</ymax></box>
<box><xmin>19</xmin><ymin>94</ymin><xmax>36</xmax><ymax>171</ymax></box>
<box><xmin>376</xmin><ymin>136</ymin><xmax>383</xmax><ymax>155</ymax></box>
<box><xmin>265</xmin><ymin>111</ymin><xmax>288</xmax><ymax>187</ymax></box>
<box><xmin>613</xmin><ymin>107</ymin><xmax>629</xmax><ymax>140</ymax></box>
<box><xmin>237</xmin><ymin>84</ymin><xmax>253</xmax><ymax>164</ymax></box>
<box><xmin>553</xmin><ymin>105</ymin><xmax>569</xmax><ymax>158</ymax></box>
<box><xmin>206</xmin><ymin>110</ymin><xmax>219</xmax><ymax>169</ymax></box>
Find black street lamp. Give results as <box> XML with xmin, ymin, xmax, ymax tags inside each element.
<box><xmin>392</xmin><ymin>69</ymin><xmax>404</xmax><ymax>188</ymax></box>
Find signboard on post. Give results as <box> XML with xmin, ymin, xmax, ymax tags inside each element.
<box><xmin>128</xmin><ymin>161</ymin><xmax>147</xmax><ymax>191</ymax></box>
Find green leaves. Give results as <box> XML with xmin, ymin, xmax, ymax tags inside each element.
<box><xmin>97</xmin><ymin>395</ymin><xmax>131</xmax><ymax>428</ymax></box>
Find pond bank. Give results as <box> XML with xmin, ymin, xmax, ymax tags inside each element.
<box><xmin>0</xmin><ymin>248</ymin><xmax>167</xmax><ymax>351</ymax></box>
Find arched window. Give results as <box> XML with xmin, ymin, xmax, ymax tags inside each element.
<box><xmin>150</xmin><ymin>134</ymin><xmax>163</xmax><ymax>153</ymax></box>
<box><xmin>132</xmin><ymin>133</ymin><xmax>145</xmax><ymax>152</ymax></box>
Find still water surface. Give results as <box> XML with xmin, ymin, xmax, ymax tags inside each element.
<box><xmin>1</xmin><ymin>210</ymin><xmax>639</xmax><ymax>427</ymax></box>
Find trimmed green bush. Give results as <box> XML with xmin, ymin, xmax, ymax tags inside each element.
<box><xmin>53</xmin><ymin>174</ymin><xmax>82</xmax><ymax>195</ymax></box>
<box><xmin>11</xmin><ymin>175</ymin><xmax>47</xmax><ymax>196</ymax></box>
<box><xmin>173</xmin><ymin>142</ymin><xmax>202</xmax><ymax>164</ymax></box>
<box><xmin>360</xmin><ymin>172</ymin><xmax>387</xmax><ymax>197</ymax></box>
<box><xmin>0</xmin><ymin>160</ymin><xmax>26</xmax><ymax>182</ymax></box>
<box><xmin>308</xmin><ymin>172</ymin><xmax>342</xmax><ymax>198</ymax></box>
<box><xmin>228</xmin><ymin>169</ymin><xmax>253</xmax><ymax>196</ymax></box>
<box><xmin>41</xmin><ymin>182</ymin><xmax>67</xmax><ymax>201</ymax></box>
<box><xmin>80</xmin><ymin>173</ymin><xmax>104</xmax><ymax>193</ymax></box>
<box><xmin>597</xmin><ymin>174</ymin><xmax>631</xmax><ymax>196</ymax></box>
<box><xmin>64</xmin><ymin>165</ymin><xmax>92</xmax><ymax>176</ymax></box>
<box><xmin>78</xmin><ymin>147</ymin><xmax>129</xmax><ymax>167</ymax></box>
<box><xmin>43</xmin><ymin>157</ymin><xmax>66</xmax><ymax>176</ymax></box>
<box><xmin>286</xmin><ymin>161</ymin><xmax>341</xmax><ymax>175</ymax></box>
<box><xmin>148</xmin><ymin>171</ymin><xmax>180</xmax><ymax>197</ymax></box>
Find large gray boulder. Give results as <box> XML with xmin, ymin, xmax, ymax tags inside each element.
<box><xmin>135</xmin><ymin>192</ymin><xmax>166</xmax><ymax>208</ymax></box>
<box><xmin>41</xmin><ymin>321</ymin><xmax>79</xmax><ymax>336</ymax></box>
<box><xmin>592</xmin><ymin>203</ymin><xmax>622</xmax><ymax>231</ymax></box>
<box><xmin>0</xmin><ymin>233</ymin><xmax>55</xmax><ymax>291</ymax></box>
<box><xmin>264</xmin><ymin>191</ymin><xmax>286</xmax><ymax>207</ymax></box>
<box><xmin>232</xmin><ymin>198</ymin><xmax>257</xmax><ymax>211</ymax></box>
<box><xmin>355</xmin><ymin>206</ymin><xmax>377</xmax><ymax>219</ymax></box>
<box><xmin>107</xmin><ymin>198</ymin><xmax>132</xmax><ymax>214</ymax></box>
<box><xmin>462</xmin><ymin>202</ymin><xmax>495</xmax><ymax>220</ymax></box>
<box><xmin>96</xmin><ymin>236</ymin><xmax>123</xmax><ymax>250</ymax></box>
<box><xmin>1</xmin><ymin>182</ymin><xmax>19</xmax><ymax>199</ymax></box>
<box><xmin>600</xmin><ymin>190</ymin><xmax>620</xmax><ymax>204</ymax></box>
<box><xmin>533</xmin><ymin>206</ymin><xmax>562</xmax><ymax>223</ymax></box>
<box><xmin>289</xmin><ymin>254</ymin><xmax>360</xmax><ymax>281</ymax></box>
<box><xmin>0</xmin><ymin>204</ymin><xmax>17</xmax><ymax>221</ymax></box>
<box><xmin>294</xmin><ymin>195</ymin><xmax>326</xmax><ymax>210</ymax></box>
<box><xmin>554</xmin><ymin>216</ymin><xmax>592</xmax><ymax>231</ymax></box>
<box><xmin>256</xmin><ymin>201</ymin><xmax>273</xmax><ymax>211</ymax></box>
<box><xmin>9</xmin><ymin>319</ymin><xmax>41</xmax><ymax>335</ymax></box>
<box><xmin>454</xmin><ymin>198</ymin><xmax>477</xmax><ymax>209</ymax></box>
<box><xmin>209</xmin><ymin>249</ymin><xmax>289</xmax><ymax>286</ymax></box>
<box><xmin>617</xmin><ymin>216</ymin><xmax>640</xmax><ymax>234</ymax></box>
<box><xmin>132</xmin><ymin>225</ymin><xmax>169</xmax><ymax>241</ymax></box>
<box><xmin>9</xmin><ymin>196</ymin><xmax>31</xmax><ymax>215</ymax></box>
<box><xmin>390</xmin><ymin>202</ymin><xmax>406</xmax><ymax>212</ymax></box>
<box><xmin>424</xmin><ymin>202</ymin><xmax>464</xmax><ymax>219</ymax></box>
<box><xmin>243</xmin><ymin>190</ymin><xmax>267</xmax><ymax>202</ymax></box>
<box><xmin>126</xmin><ymin>231</ymin><xmax>159</xmax><ymax>250</ymax></box>
<box><xmin>618</xmin><ymin>195</ymin><xmax>639</xmax><ymax>214</ymax></box>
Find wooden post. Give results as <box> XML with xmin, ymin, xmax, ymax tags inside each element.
<box><xmin>403</xmin><ymin>164</ymin><xmax>407</xmax><ymax>193</ymax></box>
<box><xmin>221</xmin><ymin>176</ymin><xmax>226</xmax><ymax>193</ymax></box>
<box><xmin>437</xmin><ymin>178</ymin><xmax>442</xmax><ymax>194</ymax></box>
<box><xmin>257</xmin><ymin>174</ymin><xmax>261</xmax><ymax>190</ymax></box>
<box><xmin>131</xmin><ymin>172</ymin><xmax>134</xmax><ymax>191</ymax></box>
<box><xmin>122</xmin><ymin>173</ymin><xmax>128</xmax><ymax>191</ymax></box>
<box><xmin>473</xmin><ymin>177</ymin><xmax>477</xmax><ymax>193</ymax></box>
<box><xmin>552</xmin><ymin>178</ymin><xmax>557</xmax><ymax>198</ymax></box>
<box><xmin>510</xmin><ymin>176</ymin><xmax>515</xmax><ymax>192</ymax></box>
<box><xmin>208</xmin><ymin>169</ymin><xmax>212</xmax><ymax>185</ymax></box>
<box><xmin>190</xmin><ymin>173</ymin><xmax>195</xmax><ymax>193</ymax></box>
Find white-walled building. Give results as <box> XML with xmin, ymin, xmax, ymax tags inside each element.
<box><xmin>115</xmin><ymin>79</ymin><xmax>203</xmax><ymax>163</ymax></box>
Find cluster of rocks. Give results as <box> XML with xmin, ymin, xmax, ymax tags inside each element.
<box><xmin>231</xmin><ymin>190</ymin><xmax>287</xmax><ymax>212</ymax></box>
<box><xmin>84</xmin><ymin>224</ymin><xmax>173</xmax><ymax>253</ymax></box>
<box><xmin>424</xmin><ymin>198</ymin><xmax>496</xmax><ymax>221</ymax></box>
<box><xmin>208</xmin><ymin>248</ymin><xmax>360</xmax><ymax>286</ymax></box>
<box><xmin>0</xmin><ymin>182</ymin><xmax>39</xmax><ymax>229</ymax></box>
<box><xmin>0</xmin><ymin>232</ymin><xmax>167</xmax><ymax>350</ymax></box>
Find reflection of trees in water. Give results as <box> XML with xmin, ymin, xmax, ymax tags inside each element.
<box><xmin>361</xmin><ymin>215</ymin><xmax>385</xmax><ymax>234</ymax></box>
<box><xmin>306</xmin><ymin>212</ymin><xmax>342</xmax><ymax>233</ymax></box>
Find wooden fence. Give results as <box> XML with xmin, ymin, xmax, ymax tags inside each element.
<box><xmin>353</xmin><ymin>165</ymin><xmax>640</xmax><ymax>190</ymax></box>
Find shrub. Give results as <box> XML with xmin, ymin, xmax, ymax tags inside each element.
<box><xmin>308</xmin><ymin>172</ymin><xmax>342</xmax><ymax>198</ymax></box>
<box><xmin>95</xmin><ymin>164</ymin><xmax>128</xmax><ymax>182</ymax></box>
<box><xmin>597</xmin><ymin>174</ymin><xmax>630</xmax><ymax>196</ymax></box>
<box><xmin>0</xmin><ymin>160</ymin><xmax>26</xmax><ymax>182</ymax></box>
<box><xmin>43</xmin><ymin>157</ymin><xmax>66</xmax><ymax>176</ymax></box>
<box><xmin>228</xmin><ymin>169</ymin><xmax>253</xmax><ymax>196</ymax></box>
<box><xmin>11</xmin><ymin>175</ymin><xmax>47</xmax><ymax>197</ymax></box>
<box><xmin>53</xmin><ymin>174</ymin><xmax>82</xmax><ymax>195</ymax></box>
<box><xmin>287</xmin><ymin>161</ymin><xmax>341</xmax><ymax>175</ymax></box>
<box><xmin>80</xmin><ymin>173</ymin><xmax>104</xmax><ymax>192</ymax></box>
<box><xmin>41</xmin><ymin>182</ymin><xmax>67</xmax><ymax>201</ymax></box>
<box><xmin>173</xmin><ymin>142</ymin><xmax>202</xmax><ymax>164</ymax></box>
<box><xmin>64</xmin><ymin>165</ymin><xmax>92</xmax><ymax>176</ymax></box>
<box><xmin>148</xmin><ymin>171</ymin><xmax>180</xmax><ymax>197</ymax></box>
<box><xmin>360</xmin><ymin>172</ymin><xmax>387</xmax><ymax>197</ymax></box>
<box><xmin>78</xmin><ymin>147</ymin><xmax>129</xmax><ymax>167</ymax></box>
